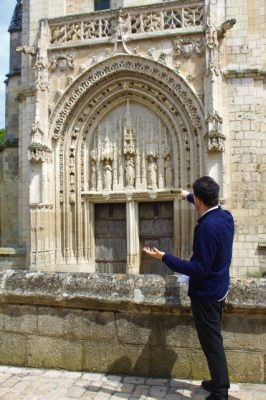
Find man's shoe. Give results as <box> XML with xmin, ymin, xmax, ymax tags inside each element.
<box><xmin>202</xmin><ymin>380</ymin><xmax>214</xmax><ymax>392</ymax></box>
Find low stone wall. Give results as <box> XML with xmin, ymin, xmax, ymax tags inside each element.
<box><xmin>0</xmin><ymin>271</ymin><xmax>265</xmax><ymax>383</ymax></box>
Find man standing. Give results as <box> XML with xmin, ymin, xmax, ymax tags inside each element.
<box><xmin>143</xmin><ymin>176</ymin><xmax>234</xmax><ymax>400</ymax></box>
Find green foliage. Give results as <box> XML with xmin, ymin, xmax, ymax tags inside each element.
<box><xmin>0</xmin><ymin>128</ymin><xmax>5</xmax><ymax>145</ymax></box>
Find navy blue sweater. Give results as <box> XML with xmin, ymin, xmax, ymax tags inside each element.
<box><xmin>162</xmin><ymin>194</ymin><xmax>234</xmax><ymax>301</ymax></box>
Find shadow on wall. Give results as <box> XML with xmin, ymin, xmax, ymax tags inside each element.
<box><xmin>82</xmin><ymin>279</ymin><xmax>247</xmax><ymax>399</ymax></box>
<box><xmin>105</xmin><ymin>292</ymin><xmax>179</xmax><ymax>379</ymax></box>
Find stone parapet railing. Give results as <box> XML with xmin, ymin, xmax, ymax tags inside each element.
<box><xmin>0</xmin><ymin>270</ymin><xmax>265</xmax><ymax>312</ymax></box>
<box><xmin>48</xmin><ymin>1</ymin><xmax>204</xmax><ymax>47</ymax></box>
<box><xmin>0</xmin><ymin>271</ymin><xmax>265</xmax><ymax>383</ymax></box>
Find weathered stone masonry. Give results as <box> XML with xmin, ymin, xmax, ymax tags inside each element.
<box><xmin>0</xmin><ymin>271</ymin><xmax>265</xmax><ymax>383</ymax></box>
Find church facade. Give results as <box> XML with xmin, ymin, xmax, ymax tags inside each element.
<box><xmin>0</xmin><ymin>0</ymin><xmax>265</xmax><ymax>277</ymax></box>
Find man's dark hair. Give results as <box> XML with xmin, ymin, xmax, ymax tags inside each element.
<box><xmin>192</xmin><ymin>176</ymin><xmax>219</xmax><ymax>207</ymax></box>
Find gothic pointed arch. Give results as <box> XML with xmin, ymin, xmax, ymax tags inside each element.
<box><xmin>50</xmin><ymin>55</ymin><xmax>204</xmax><ymax>139</ymax></box>
<box><xmin>49</xmin><ymin>55</ymin><xmax>204</xmax><ymax>270</ymax></box>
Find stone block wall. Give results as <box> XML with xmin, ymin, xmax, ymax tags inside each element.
<box><xmin>0</xmin><ymin>271</ymin><xmax>265</xmax><ymax>383</ymax></box>
<box><xmin>222</xmin><ymin>0</ymin><xmax>266</xmax><ymax>277</ymax></box>
<box><xmin>64</xmin><ymin>1</ymin><xmax>169</xmax><ymax>16</ymax></box>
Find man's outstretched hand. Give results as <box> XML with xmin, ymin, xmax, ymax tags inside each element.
<box><xmin>179</xmin><ymin>189</ymin><xmax>190</xmax><ymax>200</ymax></box>
<box><xmin>142</xmin><ymin>247</ymin><xmax>165</xmax><ymax>260</ymax></box>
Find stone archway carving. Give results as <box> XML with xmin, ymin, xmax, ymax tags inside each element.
<box><xmin>47</xmin><ymin>55</ymin><xmax>205</xmax><ymax>270</ymax></box>
<box><xmin>50</xmin><ymin>55</ymin><xmax>204</xmax><ymax>139</ymax></box>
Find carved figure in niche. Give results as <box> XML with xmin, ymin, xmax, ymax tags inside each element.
<box><xmin>90</xmin><ymin>159</ymin><xmax>97</xmax><ymax>191</ymax></box>
<box><xmin>69</xmin><ymin>191</ymin><xmax>75</xmax><ymax>204</ymax></box>
<box><xmin>147</xmin><ymin>154</ymin><xmax>157</xmax><ymax>190</ymax></box>
<box><xmin>70</xmin><ymin>173</ymin><xmax>75</xmax><ymax>185</ymax></box>
<box><xmin>103</xmin><ymin>159</ymin><xmax>112</xmax><ymax>190</ymax></box>
<box><xmin>125</xmin><ymin>154</ymin><xmax>135</xmax><ymax>188</ymax></box>
<box><xmin>49</xmin><ymin>56</ymin><xmax>57</xmax><ymax>72</ymax></box>
<box><xmin>164</xmin><ymin>154</ymin><xmax>173</xmax><ymax>187</ymax></box>
<box><xmin>66</xmin><ymin>54</ymin><xmax>75</xmax><ymax>69</ymax></box>
<box><xmin>103</xmin><ymin>136</ymin><xmax>113</xmax><ymax>160</ymax></box>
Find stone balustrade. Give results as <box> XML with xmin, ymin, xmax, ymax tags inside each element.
<box><xmin>48</xmin><ymin>1</ymin><xmax>204</xmax><ymax>47</ymax></box>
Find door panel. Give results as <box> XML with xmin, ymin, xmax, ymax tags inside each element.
<box><xmin>95</xmin><ymin>203</ymin><xmax>126</xmax><ymax>273</ymax></box>
<box><xmin>139</xmin><ymin>201</ymin><xmax>174</xmax><ymax>274</ymax></box>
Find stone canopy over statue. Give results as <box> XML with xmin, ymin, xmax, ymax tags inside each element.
<box><xmin>88</xmin><ymin>100</ymin><xmax>174</xmax><ymax>192</ymax></box>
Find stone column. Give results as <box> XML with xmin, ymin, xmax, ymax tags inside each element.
<box><xmin>204</xmin><ymin>1</ymin><xmax>228</xmax><ymax>196</ymax></box>
<box><xmin>88</xmin><ymin>202</ymin><xmax>96</xmax><ymax>271</ymax></box>
<box><xmin>173</xmin><ymin>197</ymin><xmax>180</xmax><ymax>256</ymax></box>
<box><xmin>126</xmin><ymin>200</ymin><xmax>139</xmax><ymax>274</ymax></box>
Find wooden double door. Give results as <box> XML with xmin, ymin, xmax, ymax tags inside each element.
<box><xmin>95</xmin><ymin>201</ymin><xmax>174</xmax><ymax>274</ymax></box>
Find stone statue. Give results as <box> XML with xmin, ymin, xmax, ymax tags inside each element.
<box><xmin>125</xmin><ymin>154</ymin><xmax>135</xmax><ymax>188</ymax></box>
<box><xmin>147</xmin><ymin>154</ymin><xmax>157</xmax><ymax>189</ymax></box>
<box><xmin>164</xmin><ymin>154</ymin><xmax>173</xmax><ymax>187</ymax></box>
<box><xmin>103</xmin><ymin>160</ymin><xmax>112</xmax><ymax>190</ymax></box>
<box><xmin>103</xmin><ymin>136</ymin><xmax>113</xmax><ymax>160</ymax></box>
<box><xmin>49</xmin><ymin>56</ymin><xmax>57</xmax><ymax>72</ymax></box>
<box><xmin>90</xmin><ymin>159</ymin><xmax>97</xmax><ymax>190</ymax></box>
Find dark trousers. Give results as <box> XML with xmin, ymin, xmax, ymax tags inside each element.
<box><xmin>191</xmin><ymin>298</ymin><xmax>230</xmax><ymax>400</ymax></box>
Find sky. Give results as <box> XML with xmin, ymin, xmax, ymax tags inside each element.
<box><xmin>0</xmin><ymin>0</ymin><xmax>16</xmax><ymax>129</ymax></box>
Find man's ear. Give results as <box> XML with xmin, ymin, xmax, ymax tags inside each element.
<box><xmin>194</xmin><ymin>196</ymin><xmax>201</xmax><ymax>210</ymax></box>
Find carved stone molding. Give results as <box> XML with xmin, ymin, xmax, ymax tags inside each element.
<box><xmin>173</xmin><ymin>38</ymin><xmax>204</xmax><ymax>58</ymax></box>
<box><xmin>30</xmin><ymin>203</ymin><xmax>53</xmax><ymax>210</ymax></box>
<box><xmin>34</xmin><ymin>55</ymin><xmax>49</xmax><ymax>91</ymax></box>
<box><xmin>205</xmin><ymin>18</ymin><xmax>220</xmax><ymax>80</ymax></box>
<box><xmin>50</xmin><ymin>55</ymin><xmax>204</xmax><ymax>140</ymax></box>
<box><xmin>28</xmin><ymin>143</ymin><xmax>53</xmax><ymax>163</ymax></box>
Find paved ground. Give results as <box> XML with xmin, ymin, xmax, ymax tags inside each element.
<box><xmin>0</xmin><ymin>366</ymin><xmax>265</xmax><ymax>400</ymax></box>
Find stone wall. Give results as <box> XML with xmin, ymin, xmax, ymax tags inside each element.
<box><xmin>0</xmin><ymin>271</ymin><xmax>265</xmax><ymax>383</ymax></box>
<box><xmin>223</xmin><ymin>0</ymin><xmax>266</xmax><ymax>277</ymax></box>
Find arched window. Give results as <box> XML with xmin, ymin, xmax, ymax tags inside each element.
<box><xmin>94</xmin><ymin>0</ymin><xmax>110</xmax><ymax>11</ymax></box>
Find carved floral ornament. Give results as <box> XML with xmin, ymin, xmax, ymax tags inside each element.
<box><xmin>49</xmin><ymin>56</ymin><xmax>204</xmax><ymax>140</ymax></box>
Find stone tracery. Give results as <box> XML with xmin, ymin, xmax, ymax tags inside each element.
<box><xmin>85</xmin><ymin>101</ymin><xmax>174</xmax><ymax>193</ymax></box>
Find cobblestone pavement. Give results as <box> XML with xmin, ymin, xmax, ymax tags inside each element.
<box><xmin>0</xmin><ymin>366</ymin><xmax>265</xmax><ymax>400</ymax></box>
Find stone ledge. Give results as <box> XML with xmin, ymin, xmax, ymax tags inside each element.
<box><xmin>0</xmin><ymin>270</ymin><xmax>265</xmax><ymax>314</ymax></box>
<box><xmin>222</xmin><ymin>65</ymin><xmax>266</xmax><ymax>79</ymax></box>
<box><xmin>0</xmin><ymin>247</ymin><xmax>26</xmax><ymax>256</ymax></box>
